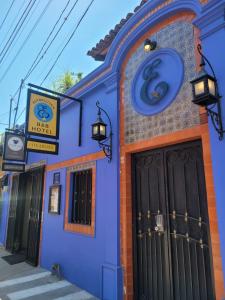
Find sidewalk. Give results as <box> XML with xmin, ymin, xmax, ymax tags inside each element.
<box><xmin>0</xmin><ymin>247</ymin><xmax>98</xmax><ymax>300</ymax></box>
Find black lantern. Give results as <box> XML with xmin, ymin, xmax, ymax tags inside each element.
<box><xmin>144</xmin><ymin>39</ymin><xmax>157</xmax><ymax>52</ymax></box>
<box><xmin>190</xmin><ymin>44</ymin><xmax>224</xmax><ymax>140</ymax></box>
<box><xmin>91</xmin><ymin>109</ymin><xmax>107</xmax><ymax>141</ymax></box>
<box><xmin>91</xmin><ymin>101</ymin><xmax>112</xmax><ymax>162</ymax></box>
<box><xmin>190</xmin><ymin>66</ymin><xmax>218</xmax><ymax>106</ymax></box>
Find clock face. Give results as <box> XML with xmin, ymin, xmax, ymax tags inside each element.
<box><xmin>8</xmin><ymin>136</ymin><xmax>24</xmax><ymax>152</ymax></box>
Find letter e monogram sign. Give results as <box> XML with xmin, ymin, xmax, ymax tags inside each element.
<box><xmin>132</xmin><ymin>48</ymin><xmax>184</xmax><ymax>116</ymax></box>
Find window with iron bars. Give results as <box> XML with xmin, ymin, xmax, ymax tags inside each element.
<box><xmin>71</xmin><ymin>169</ymin><xmax>92</xmax><ymax>225</ymax></box>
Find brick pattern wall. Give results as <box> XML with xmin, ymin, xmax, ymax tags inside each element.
<box><xmin>122</xmin><ymin>21</ymin><xmax>200</xmax><ymax>144</ymax></box>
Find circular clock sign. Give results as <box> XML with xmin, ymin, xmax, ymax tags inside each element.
<box><xmin>132</xmin><ymin>48</ymin><xmax>184</xmax><ymax>116</ymax></box>
<box><xmin>8</xmin><ymin>136</ymin><xmax>24</xmax><ymax>152</ymax></box>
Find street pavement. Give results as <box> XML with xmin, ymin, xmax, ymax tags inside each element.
<box><xmin>0</xmin><ymin>247</ymin><xmax>99</xmax><ymax>300</ymax></box>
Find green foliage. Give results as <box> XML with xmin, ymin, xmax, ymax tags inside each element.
<box><xmin>51</xmin><ymin>71</ymin><xmax>83</xmax><ymax>94</ymax></box>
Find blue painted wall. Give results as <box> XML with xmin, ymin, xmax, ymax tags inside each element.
<box><xmin>27</xmin><ymin>82</ymin><xmax>122</xmax><ymax>299</ymax></box>
<box><xmin>194</xmin><ymin>0</ymin><xmax>225</xmax><ymax>283</ymax></box>
<box><xmin>1</xmin><ymin>0</ymin><xmax>225</xmax><ymax>298</ymax></box>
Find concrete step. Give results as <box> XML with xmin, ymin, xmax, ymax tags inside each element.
<box><xmin>0</xmin><ymin>273</ymin><xmax>97</xmax><ymax>300</ymax></box>
<box><xmin>0</xmin><ymin>249</ymin><xmax>98</xmax><ymax>300</ymax></box>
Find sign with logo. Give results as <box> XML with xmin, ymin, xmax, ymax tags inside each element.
<box><xmin>3</xmin><ymin>132</ymin><xmax>26</xmax><ymax>162</ymax></box>
<box><xmin>26</xmin><ymin>89</ymin><xmax>60</xmax><ymax>139</ymax></box>
<box><xmin>2</xmin><ymin>162</ymin><xmax>25</xmax><ymax>172</ymax></box>
<box><xmin>132</xmin><ymin>48</ymin><xmax>184</xmax><ymax>116</ymax></box>
<box><xmin>27</xmin><ymin>138</ymin><xmax>59</xmax><ymax>155</ymax></box>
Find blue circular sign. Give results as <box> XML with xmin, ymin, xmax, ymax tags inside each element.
<box><xmin>132</xmin><ymin>48</ymin><xmax>184</xmax><ymax>116</ymax></box>
<box><xmin>34</xmin><ymin>102</ymin><xmax>53</xmax><ymax>122</ymax></box>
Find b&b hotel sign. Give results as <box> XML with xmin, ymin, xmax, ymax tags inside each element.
<box><xmin>26</xmin><ymin>89</ymin><xmax>60</xmax><ymax>139</ymax></box>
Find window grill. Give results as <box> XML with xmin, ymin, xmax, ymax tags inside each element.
<box><xmin>71</xmin><ymin>169</ymin><xmax>92</xmax><ymax>225</ymax></box>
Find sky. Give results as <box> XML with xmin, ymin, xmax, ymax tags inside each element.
<box><xmin>0</xmin><ymin>0</ymin><xmax>140</xmax><ymax>133</ymax></box>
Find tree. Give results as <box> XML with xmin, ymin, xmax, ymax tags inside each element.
<box><xmin>51</xmin><ymin>71</ymin><xmax>83</xmax><ymax>94</ymax></box>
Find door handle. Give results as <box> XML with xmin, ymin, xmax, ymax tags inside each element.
<box><xmin>155</xmin><ymin>214</ymin><xmax>164</xmax><ymax>232</ymax></box>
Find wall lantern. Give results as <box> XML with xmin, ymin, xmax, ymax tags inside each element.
<box><xmin>91</xmin><ymin>101</ymin><xmax>112</xmax><ymax>162</ymax></box>
<box><xmin>144</xmin><ymin>39</ymin><xmax>157</xmax><ymax>52</ymax></box>
<box><xmin>190</xmin><ymin>44</ymin><xmax>225</xmax><ymax>140</ymax></box>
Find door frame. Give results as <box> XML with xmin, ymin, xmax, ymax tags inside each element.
<box><xmin>120</xmin><ymin>124</ymin><xmax>225</xmax><ymax>299</ymax></box>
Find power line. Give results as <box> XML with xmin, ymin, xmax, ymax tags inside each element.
<box><xmin>0</xmin><ymin>0</ymin><xmax>53</xmax><ymax>83</ymax></box>
<box><xmin>25</xmin><ymin>0</ymin><xmax>78</xmax><ymax>80</ymax></box>
<box><xmin>11</xmin><ymin>0</ymin><xmax>75</xmax><ymax>124</ymax></box>
<box><xmin>11</xmin><ymin>0</ymin><xmax>95</xmax><ymax>125</ymax></box>
<box><xmin>0</xmin><ymin>0</ymin><xmax>41</xmax><ymax>70</ymax></box>
<box><xmin>24</xmin><ymin>0</ymin><xmax>71</xmax><ymax>80</ymax></box>
<box><xmin>41</xmin><ymin>0</ymin><xmax>95</xmax><ymax>85</ymax></box>
<box><xmin>10</xmin><ymin>0</ymin><xmax>75</xmax><ymax>96</ymax></box>
<box><xmin>0</xmin><ymin>0</ymin><xmax>27</xmax><ymax>50</ymax></box>
<box><xmin>9</xmin><ymin>0</ymin><xmax>75</xmax><ymax>118</ymax></box>
<box><xmin>0</xmin><ymin>0</ymin><xmax>17</xmax><ymax>32</ymax></box>
<box><xmin>0</xmin><ymin>0</ymin><xmax>34</xmax><ymax>59</ymax></box>
<box><xmin>1</xmin><ymin>1</ymin><xmax>38</xmax><ymax>102</ymax></box>
<box><xmin>0</xmin><ymin>0</ymin><xmax>37</xmax><ymax>65</ymax></box>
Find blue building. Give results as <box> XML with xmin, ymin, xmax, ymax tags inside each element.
<box><xmin>1</xmin><ymin>0</ymin><xmax>225</xmax><ymax>299</ymax></box>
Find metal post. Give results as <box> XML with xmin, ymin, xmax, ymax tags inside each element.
<box><xmin>78</xmin><ymin>102</ymin><xmax>83</xmax><ymax>146</ymax></box>
<box><xmin>8</xmin><ymin>98</ymin><xmax>13</xmax><ymax>129</ymax></box>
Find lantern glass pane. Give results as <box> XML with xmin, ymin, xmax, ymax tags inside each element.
<box><xmin>144</xmin><ymin>44</ymin><xmax>151</xmax><ymax>52</ymax></box>
<box><xmin>100</xmin><ymin>125</ymin><xmax>106</xmax><ymax>136</ymax></box>
<box><xmin>93</xmin><ymin>125</ymin><xmax>99</xmax><ymax>135</ymax></box>
<box><xmin>208</xmin><ymin>79</ymin><xmax>216</xmax><ymax>96</ymax></box>
<box><xmin>194</xmin><ymin>81</ymin><xmax>205</xmax><ymax>96</ymax></box>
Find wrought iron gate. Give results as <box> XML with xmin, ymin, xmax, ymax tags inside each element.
<box><xmin>132</xmin><ymin>141</ymin><xmax>215</xmax><ymax>300</ymax></box>
<box><xmin>6</xmin><ymin>167</ymin><xmax>44</xmax><ymax>266</ymax></box>
<box><xmin>26</xmin><ymin>167</ymin><xmax>44</xmax><ymax>266</ymax></box>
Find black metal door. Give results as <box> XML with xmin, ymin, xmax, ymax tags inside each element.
<box><xmin>132</xmin><ymin>141</ymin><xmax>215</xmax><ymax>300</ymax></box>
<box><xmin>26</xmin><ymin>167</ymin><xmax>44</xmax><ymax>266</ymax></box>
<box><xmin>6</xmin><ymin>175</ymin><xmax>19</xmax><ymax>251</ymax></box>
<box><xmin>13</xmin><ymin>173</ymin><xmax>28</xmax><ymax>252</ymax></box>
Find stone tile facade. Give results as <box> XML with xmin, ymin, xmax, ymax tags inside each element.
<box><xmin>122</xmin><ymin>21</ymin><xmax>200</xmax><ymax>144</ymax></box>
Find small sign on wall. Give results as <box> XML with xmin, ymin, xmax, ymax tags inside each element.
<box><xmin>2</xmin><ymin>162</ymin><xmax>25</xmax><ymax>172</ymax></box>
<box><xmin>48</xmin><ymin>185</ymin><xmax>61</xmax><ymax>215</ymax></box>
<box><xmin>53</xmin><ymin>172</ymin><xmax>60</xmax><ymax>185</ymax></box>
<box><xmin>27</xmin><ymin>138</ymin><xmax>59</xmax><ymax>155</ymax></box>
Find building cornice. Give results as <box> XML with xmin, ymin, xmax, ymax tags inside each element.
<box><xmin>193</xmin><ymin>0</ymin><xmax>225</xmax><ymax>39</ymax></box>
<box><xmin>62</xmin><ymin>0</ymin><xmax>202</xmax><ymax>109</ymax></box>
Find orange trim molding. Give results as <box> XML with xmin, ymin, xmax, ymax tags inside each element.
<box><xmin>46</xmin><ymin>151</ymin><xmax>105</xmax><ymax>172</ymax></box>
<box><xmin>38</xmin><ymin>170</ymin><xmax>46</xmax><ymax>265</ymax></box>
